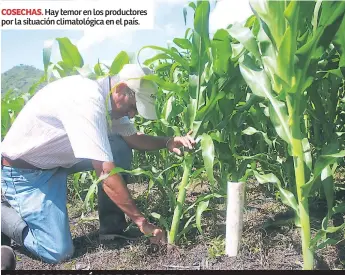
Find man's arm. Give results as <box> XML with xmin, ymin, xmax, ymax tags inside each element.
<box><xmin>123</xmin><ymin>132</ymin><xmax>170</xmax><ymax>151</ymax></box>
<box><xmin>123</xmin><ymin>131</ymin><xmax>195</xmax><ymax>155</ymax></box>
<box><xmin>92</xmin><ymin>160</ymin><xmax>166</xmax><ymax>244</ymax></box>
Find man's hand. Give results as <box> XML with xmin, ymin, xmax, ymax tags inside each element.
<box><xmin>137</xmin><ymin>220</ymin><xmax>167</xmax><ymax>244</ymax></box>
<box><xmin>167</xmin><ymin>130</ymin><xmax>196</xmax><ymax>156</ymax></box>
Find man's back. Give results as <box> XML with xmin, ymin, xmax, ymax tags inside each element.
<box><xmin>2</xmin><ymin>75</ymin><xmax>113</xmax><ymax>169</ymax></box>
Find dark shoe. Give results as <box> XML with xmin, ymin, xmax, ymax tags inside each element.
<box><xmin>99</xmin><ymin>225</ymin><xmax>143</xmax><ymax>242</ymax></box>
<box><xmin>1</xmin><ymin>233</ymin><xmax>11</xmax><ymax>246</ymax></box>
<box><xmin>98</xmin><ymin>181</ymin><xmax>140</xmax><ymax>242</ymax></box>
<box><xmin>1</xmin><ymin>246</ymin><xmax>16</xmax><ymax>270</ymax></box>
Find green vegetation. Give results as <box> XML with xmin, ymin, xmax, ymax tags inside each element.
<box><xmin>1</xmin><ymin>0</ymin><xmax>344</xmax><ymax>270</ymax></box>
<box><xmin>1</xmin><ymin>64</ymin><xmax>44</xmax><ymax>95</ymax></box>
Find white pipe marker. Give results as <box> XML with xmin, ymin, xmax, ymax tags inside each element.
<box><xmin>225</xmin><ymin>181</ymin><xmax>245</xmax><ymax>256</ymax></box>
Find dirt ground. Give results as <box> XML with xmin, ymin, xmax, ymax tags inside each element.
<box><xmin>12</xmin><ymin>170</ymin><xmax>345</xmax><ymax>270</ymax></box>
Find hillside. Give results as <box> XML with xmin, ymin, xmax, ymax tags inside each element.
<box><xmin>1</xmin><ymin>64</ymin><xmax>98</xmax><ymax>97</ymax></box>
<box><xmin>1</xmin><ymin>64</ymin><xmax>44</xmax><ymax>95</ymax></box>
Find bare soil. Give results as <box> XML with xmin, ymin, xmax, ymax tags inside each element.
<box><xmin>12</xmin><ymin>171</ymin><xmax>345</xmax><ymax>270</ymax></box>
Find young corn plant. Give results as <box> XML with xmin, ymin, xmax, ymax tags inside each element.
<box><xmin>138</xmin><ymin>1</ymin><xmax>231</xmax><ymax>243</ymax></box>
<box><xmin>1</xmin><ymin>75</ymin><xmax>46</xmax><ymax>140</ymax></box>
<box><xmin>229</xmin><ymin>0</ymin><xmax>345</xmax><ymax>269</ymax></box>
<box><xmin>1</xmin><ymin>89</ymin><xmax>27</xmax><ymax>140</ymax></box>
<box><xmin>139</xmin><ymin>0</ymin><xmax>261</xmax><ymax>244</ymax></box>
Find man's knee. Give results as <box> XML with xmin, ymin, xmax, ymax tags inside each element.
<box><xmin>39</xmin><ymin>242</ymin><xmax>74</xmax><ymax>264</ymax></box>
<box><xmin>25</xmin><ymin>226</ymin><xmax>74</xmax><ymax>264</ymax></box>
<box><xmin>52</xmin><ymin>244</ymin><xmax>74</xmax><ymax>263</ymax></box>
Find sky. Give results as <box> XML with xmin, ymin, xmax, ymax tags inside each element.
<box><xmin>0</xmin><ymin>0</ymin><xmax>252</xmax><ymax>73</ymax></box>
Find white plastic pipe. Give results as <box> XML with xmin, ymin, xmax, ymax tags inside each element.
<box><xmin>225</xmin><ymin>181</ymin><xmax>245</xmax><ymax>256</ymax></box>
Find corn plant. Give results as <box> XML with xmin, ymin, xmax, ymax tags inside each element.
<box><xmin>1</xmin><ymin>89</ymin><xmax>26</xmax><ymax>140</ymax></box>
<box><xmin>138</xmin><ymin>0</ymin><xmax>263</xmax><ymax>244</ymax></box>
<box><xmin>229</xmin><ymin>0</ymin><xmax>345</xmax><ymax>269</ymax></box>
<box><xmin>137</xmin><ymin>1</ymin><xmax>224</xmax><ymax>243</ymax></box>
<box><xmin>1</xmin><ymin>73</ymin><xmax>46</xmax><ymax>140</ymax></box>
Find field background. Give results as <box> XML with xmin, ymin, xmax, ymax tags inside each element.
<box><xmin>2</xmin><ymin>0</ymin><xmax>345</xmax><ymax>270</ymax></box>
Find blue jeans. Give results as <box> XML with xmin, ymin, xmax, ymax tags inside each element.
<box><xmin>1</xmin><ymin>135</ymin><xmax>132</xmax><ymax>264</ymax></box>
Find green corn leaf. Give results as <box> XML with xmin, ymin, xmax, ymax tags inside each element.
<box><xmin>239</xmin><ymin>55</ymin><xmax>292</xmax><ymax>145</ymax></box>
<box><xmin>54</xmin><ymin>62</ymin><xmax>68</xmax><ymax>77</ymax></box>
<box><xmin>162</xmin><ymin>95</ymin><xmax>174</xmax><ymax>121</ymax></box>
<box><xmin>249</xmin><ymin>0</ymin><xmax>286</xmax><ymax>49</ymax></box>
<box><xmin>8</xmin><ymin>98</ymin><xmax>25</xmax><ymax>114</ymax></box>
<box><xmin>97</xmin><ymin>167</ymin><xmax>154</xmax><ymax>184</ymax></box>
<box><xmin>147</xmin><ymin>179</ymin><xmax>155</xmax><ymax>201</ymax></box>
<box><xmin>43</xmin><ymin>39</ymin><xmax>53</xmax><ymax>77</ymax></box>
<box><xmin>200</xmin><ymin>133</ymin><xmax>216</xmax><ymax>186</ymax></box>
<box><xmin>231</xmin><ymin>43</ymin><xmax>245</xmax><ymax>60</ymax></box>
<box><xmin>1</xmin><ymin>102</ymin><xmax>10</xmax><ymax>138</ymax></box>
<box><xmin>321</xmin><ymin>166</ymin><xmax>334</xmax><ymax>220</ymax></box>
<box><xmin>183</xmin><ymin>74</ymin><xmax>198</xmax><ymax>129</ymax></box>
<box><xmin>303</xmin><ymin>150</ymin><xmax>345</xmax><ymax>196</ymax></box>
<box><xmin>211</xmin><ymin>29</ymin><xmax>232</xmax><ymax>75</ymax></box>
<box><xmin>310</xmin><ymin>230</ymin><xmax>325</xmax><ymax>250</ymax></box>
<box><xmin>242</xmin><ymin>127</ymin><xmax>272</xmax><ymax>148</ymax></box>
<box><xmin>253</xmin><ymin>171</ymin><xmax>300</xmax><ymax>225</ymax></box>
<box><xmin>332</xmin><ymin>203</ymin><xmax>345</xmax><ymax>215</ymax></box>
<box><xmin>194</xmin><ymin>1</ymin><xmax>210</xmax><ymax>48</ymax></box>
<box><xmin>139</xmin><ymin>45</ymin><xmax>189</xmax><ymax>71</ymax></box>
<box><xmin>184</xmin><ymin>99</ymin><xmax>197</xmax><ymax>131</ymax></box>
<box><xmin>167</xmin><ymin>101</ymin><xmax>184</xmax><ymax>123</ymax></box>
<box><xmin>72</xmin><ymin>173</ymin><xmax>83</xmax><ymax>201</ymax></box>
<box><xmin>84</xmin><ymin>182</ymin><xmax>97</xmax><ymax>210</ymax></box>
<box><xmin>2</xmin><ymin>88</ymin><xmax>16</xmax><ymax>101</ymax></box>
<box><xmin>143</xmin><ymin>53</ymin><xmax>170</xmax><ymax>66</ymax></box>
<box><xmin>94</xmin><ymin>60</ymin><xmax>104</xmax><ymax>76</ymax></box>
<box><xmin>196</xmin><ymin>200</ymin><xmax>209</xmax><ymax>234</ymax></box>
<box><xmin>276</xmin><ymin>1</ymin><xmax>299</xmax><ymax>87</ymax></box>
<box><xmin>302</xmin><ymin>138</ymin><xmax>312</xmax><ymax>175</ymax></box>
<box><xmin>324</xmin><ymin>223</ymin><xmax>345</xmax><ymax>234</ymax></box>
<box><xmin>141</xmin><ymin>75</ymin><xmax>183</xmax><ymax>94</ymax></box>
<box><xmin>184</xmin><ymin>193</ymin><xmax>223</xmax><ymax>215</ymax></box>
<box><xmin>155</xmin><ymin>62</ymin><xmax>172</xmax><ymax>73</ymax></box>
<box><xmin>80</xmin><ymin>172</ymin><xmax>87</xmax><ymax>184</ymax></box>
<box><xmin>57</xmin><ymin>61</ymin><xmax>72</xmax><ymax>73</ymax></box>
<box><xmin>293</xmin><ymin>1</ymin><xmax>345</xmax><ymax>94</ymax></box>
<box><xmin>147</xmin><ymin>163</ymin><xmax>179</xmax><ymax>211</ymax></box>
<box><xmin>196</xmin><ymin>90</ymin><xmax>226</xmax><ymax>122</ymax></box>
<box><xmin>183</xmin><ymin>2</ymin><xmax>196</xmax><ymax>26</ymax></box>
<box><xmin>169</xmin><ymin>63</ymin><xmax>180</xmax><ymax>82</ymax></box>
<box><xmin>173</xmin><ymin>38</ymin><xmax>192</xmax><ymax>50</ymax></box>
<box><xmin>28</xmin><ymin>76</ymin><xmax>46</xmax><ymax>96</ymax></box>
<box><xmin>228</xmin><ymin>23</ymin><xmax>261</xmax><ymax>61</ymax></box>
<box><xmin>151</xmin><ymin>212</ymin><xmax>170</xmax><ymax>232</ymax></box>
<box><xmin>236</xmin><ymin>94</ymin><xmax>262</xmax><ymax>111</ymax></box>
<box><xmin>183</xmin><ymin>5</ymin><xmax>187</xmax><ymax>26</ymax></box>
<box><xmin>190</xmin><ymin>167</ymin><xmax>204</xmax><ymax>179</ymax></box>
<box><xmin>56</xmin><ymin>37</ymin><xmax>84</xmax><ymax>69</ymax></box>
<box><xmin>177</xmin><ymin>217</ymin><xmax>197</xmax><ymax>240</ymax></box>
<box><xmin>333</xmin><ymin>15</ymin><xmax>345</xmax><ymax>77</ymax></box>
<box><xmin>312</xmin><ymin>0</ymin><xmax>322</xmax><ymax>33</ymax></box>
<box><xmin>109</xmin><ymin>51</ymin><xmax>129</xmax><ymax>75</ymax></box>
<box><xmin>316</xmin><ymin>238</ymin><xmax>340</xmax><ymax>250</ymax></box>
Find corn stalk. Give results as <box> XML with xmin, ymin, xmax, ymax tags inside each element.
<box><xmin>140</xmin><ymin>1</ymin><xmax>247</xmax><ymax>244</ymax></box>
<box><xmin>229</xmin><ymin>0</ymin><xmax>345</xmax><ymax>269</ymax></box>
